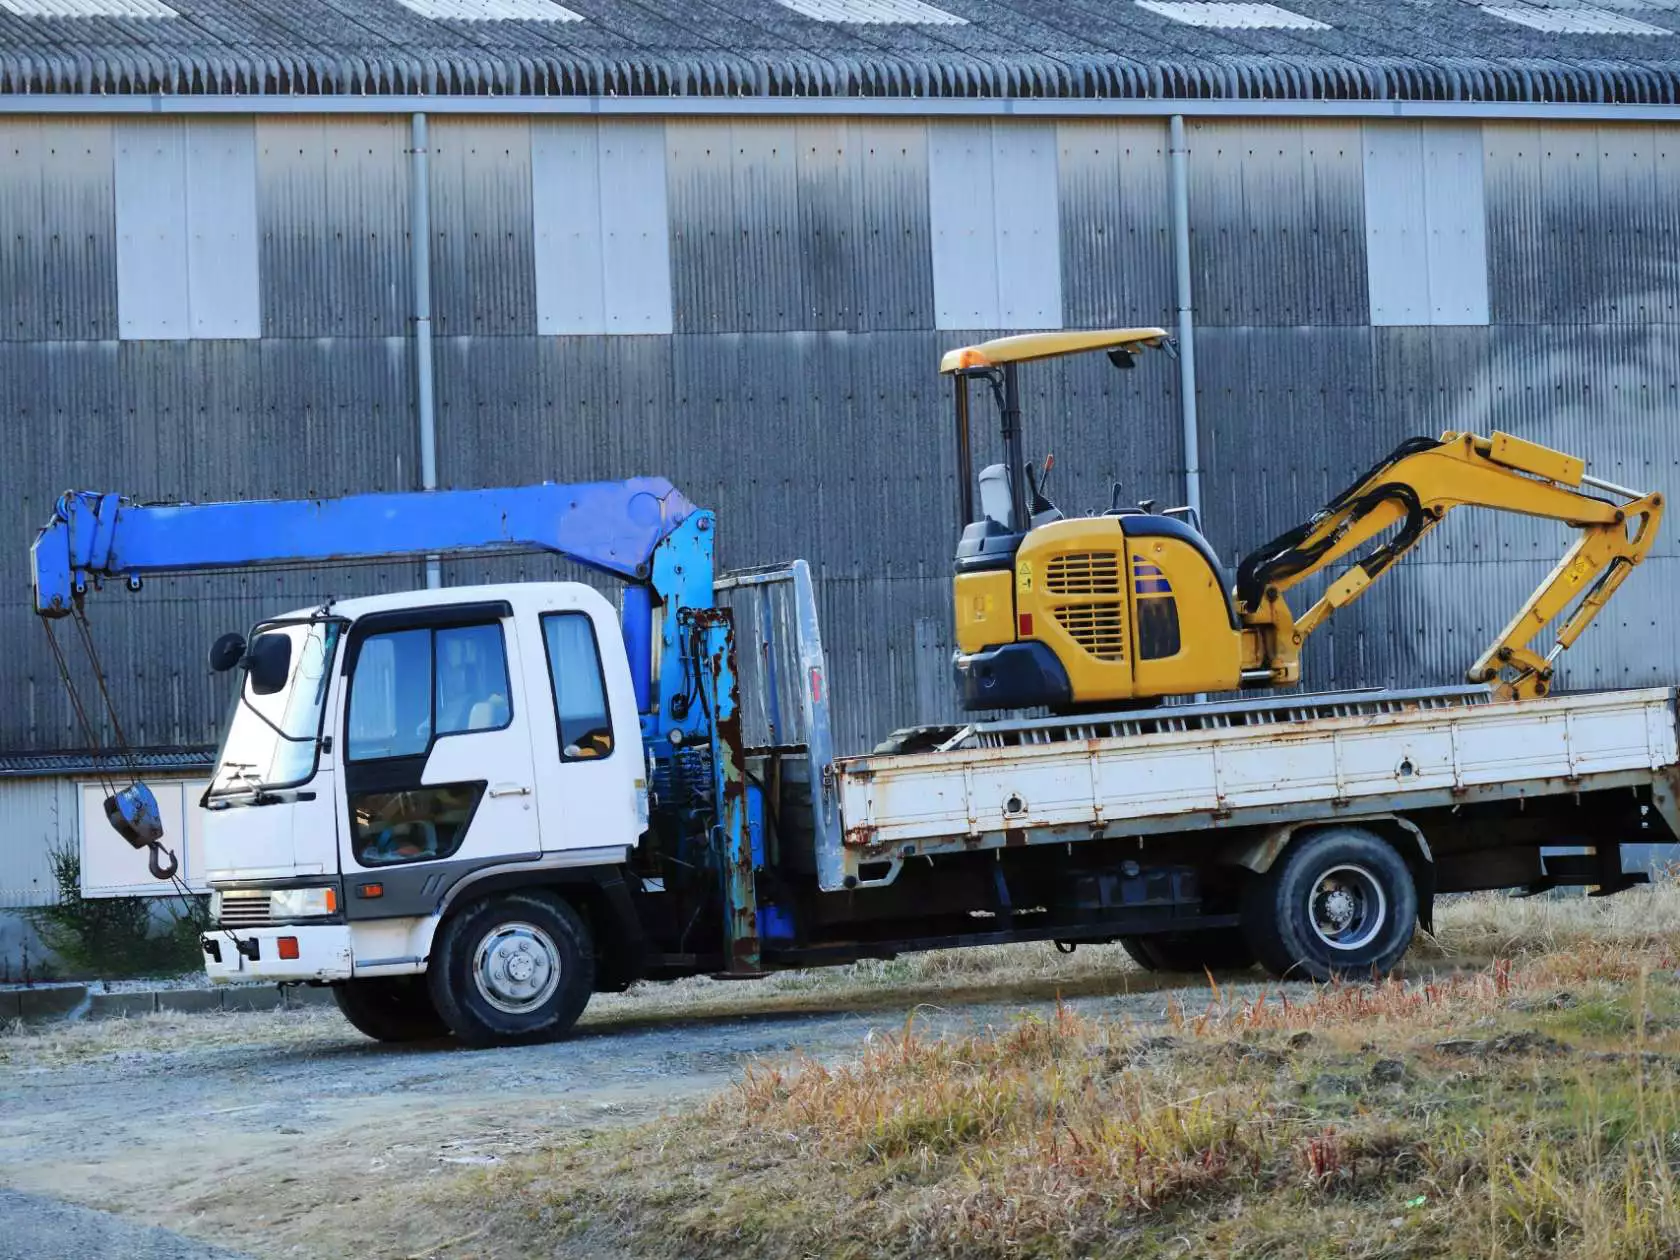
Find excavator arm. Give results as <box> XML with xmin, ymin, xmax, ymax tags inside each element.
<box><xmin>1235</xmin><ymin>431</ymin><xmax>1664</xmax><ymax>699</ymax></box>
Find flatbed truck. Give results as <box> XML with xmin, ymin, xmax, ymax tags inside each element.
<box><xmin>30</xmin><ymin>487</ymin><xmax>1680</xmax><ymax>1046</ymax></box>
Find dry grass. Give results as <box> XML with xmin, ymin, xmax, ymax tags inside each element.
<box><xmin>1423</xmin><ymin>877</ymin><xmax>1680</xmax><ymax>962</ymax></box>
<box><xmin>460</xmin><ymin>892</ymin><xmax>1680</xmax><ymax>1260</ymax></box>
<box><xmin>0</xmin><ymin>1004</ymin><xmax>350</xmax><ymax>1067</ymax></box>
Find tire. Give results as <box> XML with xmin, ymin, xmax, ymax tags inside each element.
<box><xmin>1241</xmin><ymin>826</ymin><xmax>1417</xmax><ymax>981</ymax></box>
<box><xmin>427</xmin><ymin>891</ymin><xmax>595</xmax><ymax>1049</ymax></box>
<box><xmin>1119</xmin><ymin>930</ymin><xmax>1256</xmax><ymax>973</ymax></box>
<box><xmin>332</xmin><ymin>976</ymin><xmax>448</xmax><ymax>1043</ymax></box>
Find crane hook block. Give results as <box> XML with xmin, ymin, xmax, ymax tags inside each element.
<box><xmin>104</xmin><ymin>782</ymin><xmax>164</xmax><ymax>849</ymax></box>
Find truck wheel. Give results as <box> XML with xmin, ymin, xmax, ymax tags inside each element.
<box><xmin>1119</xmin><ymin>930</ymin><xmax>1255</xmax><ymax>973</ymax></box>
<box><xmin>332</xmin><ymin>977</ymin><xmax>448</xmax><ymax>1043</ymax></box>
<box><xmin>427</xmin><ymin>891</ymin><xmax>595</xmax><ymax>1049</ymax></box>
<box><xmin>1242</xmin><ymin>827</ymin><xmax>1417</xmax><ymax>981</ymax></box>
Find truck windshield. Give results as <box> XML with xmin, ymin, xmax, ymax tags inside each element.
<box><xmin>210</xmin><ymin>620</ymin><xmax>342</xmax><ymax>797</ymax></box>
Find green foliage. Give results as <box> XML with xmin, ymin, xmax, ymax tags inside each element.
<box><xmin>24</xmin><ymin>845</ymin><xmax>208</xmax><ymax>979</ymax></box>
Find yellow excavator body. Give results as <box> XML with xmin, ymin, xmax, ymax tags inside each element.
<box><xmin>955</xmin><ymin>517</ymin><xmax>1243</xmax><ymax>703</ymax></box>
<box><xmin>943</xmin><ymin>330</ymin><xmax>1664</xmax><ymax>712</ymax></box>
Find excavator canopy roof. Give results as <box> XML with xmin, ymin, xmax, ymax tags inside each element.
<box><xmin>938</xmin><ymin>327</ymin><xmax>1170</xmax><ymax>374</ymax></box>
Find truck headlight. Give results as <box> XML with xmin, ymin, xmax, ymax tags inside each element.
<box><xmin>269</xmin><ymin>887</ymin><xmax>339</xmax><ymax>918</ymax></box>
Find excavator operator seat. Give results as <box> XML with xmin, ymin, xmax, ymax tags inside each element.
<box><xmin>977</xmin><ymin>463</ymin><xmax>1013</xmax><ymax>530</ymax></box>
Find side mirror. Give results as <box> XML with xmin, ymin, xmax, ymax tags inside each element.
<box><xmin>246</xmin><ymin>632</ymin><xmax>294</xmax><ymax>696</ymax></box>
<box><xmin>208</xmin><ymin>633</ymin><xmax>247</xmax><ymax>673</ymax></box>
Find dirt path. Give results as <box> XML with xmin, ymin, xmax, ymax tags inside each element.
<box><xmin>0</xmin><ymin>968</ymin><xmax>1276</xmax><ymax>1259</ymax></box>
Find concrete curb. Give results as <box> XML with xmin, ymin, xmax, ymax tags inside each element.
<box><xmin>6</xmin><ymin>982</ymin><xmax>339</xmax><ymax>1025</ymax></box>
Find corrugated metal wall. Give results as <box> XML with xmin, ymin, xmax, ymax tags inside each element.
<box><xmin>0</xmin><ymin>777</ymin><xmax>78</xmax><ymax>908</ymax></box>
<box><xmin>2</xmin><ymin>112</ymin><xmax>1677</xmax><ymax>763</ymax></box>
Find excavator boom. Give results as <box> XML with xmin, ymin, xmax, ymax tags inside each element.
<box><xmin>1237</xmin><ymin>430</ymin><xmax>1663</xmax><ymax>699</ymax></box>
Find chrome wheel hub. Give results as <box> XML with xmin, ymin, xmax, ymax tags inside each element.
<box><xmin>1308</xmin><ymin>864</ymin><xmax>1386</xmax><ymax>952</ymax></box>
<box><xmin>473</xmin><ymin>922</ymin><xmax>561</xmax><ymax>1014</ymax></box>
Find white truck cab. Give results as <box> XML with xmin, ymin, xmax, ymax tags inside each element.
<box><xmin>201</xmin><ymin>582</ymin><xmax>645</xmax><ymax>998</ymax></box>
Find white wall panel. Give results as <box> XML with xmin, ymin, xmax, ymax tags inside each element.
<box><xmin>0</xmin><ymin>778</ymin><xmax>77</xmax><ymax>908</ymax></box>
<box><xmin>1364</xmin><ymin>122</ymin><xmax>1489</xmax><ymax>327</ymax></box>
<box><xmin>79</xmin><ymin>779</ymin><xmax>209</xmax><ymax>896</ymax></box>
<box><xmin>929</xmin><ymin>121</ymin><xmax>1062</xmax><ymax>330</ymax></box>
<box><xmin>115</xmin><ymin>119</ymin><xmax>260</xmax><ymax>340</ymax></box>
<box><xmin>115</xmin><ymin>122</ymin><xmax>191</xmax><ymax>339</ymax></box>
<box><xmin>185</xmin><ymin>120</ymin><xmax>261</xmax><ymax>338</ymax></box>
<box><xmin>533</xmin><ymin>119</ymin><xmax>672</xmax><ymax>335</ymax></box>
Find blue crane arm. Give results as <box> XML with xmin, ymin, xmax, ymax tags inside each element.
<box><xmin>32</xmin><ymin>477</ymin><xmax>700</xmax><ymax>616</ymax></box>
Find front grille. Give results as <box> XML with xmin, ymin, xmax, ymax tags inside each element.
<box><xmin>1053</xmin><ymin>602</ymin><xmax>1127</xmax><ymax>661</ymax></box>
<box><xmin>1045</xmin><ymin>552</ymin><xmax>1121</xmax><ymax>596</ymax></box>
<box><xmin>215</xmin><ymin>890</ymin><xmax>274</xmax><ymax>928</ymax></box>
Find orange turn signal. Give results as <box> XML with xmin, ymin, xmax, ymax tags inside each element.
<box><xmin>325</xmin><ymin>888</ymin><xmax>338</xmax><ymax>914</ymax></box>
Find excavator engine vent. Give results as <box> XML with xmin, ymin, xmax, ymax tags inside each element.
<box><xmin>1045</xmin><ymin>551</ymin><xmax>1122</xmax><ymax>596</ymax></box>
<box><xmin>1052</xmin><ymin>603</ymin><xmax>1127</xmax><ymax>661</ymax></box>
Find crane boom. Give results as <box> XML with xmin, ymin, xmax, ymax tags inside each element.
<box><xmin>32</xmin><ymin>477</ymin><xmax>698</xmax><ymax>616</ymax></box>
<box><xmin>1235</xmin><ymin>430</ymin><xmax>1665</xmax><ymax>699</ymax></box>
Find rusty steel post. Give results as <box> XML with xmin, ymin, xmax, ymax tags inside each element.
<box><xmin>690</xmin><ymin>605</ymin><xmax>761</xmax><ymax>974</ymax></box>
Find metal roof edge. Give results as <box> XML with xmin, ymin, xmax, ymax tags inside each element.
<box><xmin>0</xmin><ymin>747</ymin><xmax>216</xmax><ymax>779</ymax></box>
<box><xmin>5</xmin><ymin>93</ymin><xmax>1680</xmax><ymax>120</ymax></box>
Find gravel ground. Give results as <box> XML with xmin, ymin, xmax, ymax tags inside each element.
<box><xmin>0</xmin><ymin>1189</ymin><xmax>251</xmax><ymax>1260</ymax></box>
<box><xmin>0</xmin><ymin>960</ymin><xmax>1277</xmax><ymax>1259</ymax></box>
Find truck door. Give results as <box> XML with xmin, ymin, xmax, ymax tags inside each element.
<box><xmin>521</xmin><ymin>593</ymin><xmax>645</xmax><ymax>857</ymax></box>
<box><xmin>337</xmin><ymin>601</ymin><xmax>541</xmax><ymax>898</ymax></box>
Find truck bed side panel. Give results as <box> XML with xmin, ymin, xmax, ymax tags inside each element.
<box><xmin>830</xmin><ymin>689</ymin><xmax>1677</xmax><ymax>887</ymax></box>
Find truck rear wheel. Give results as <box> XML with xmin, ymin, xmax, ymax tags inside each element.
<box><xmin>427</xmin><ymin>891</ymin><xmax>595</xmax><ymax>1049</ymax></box>
<box><xmin>333</xmin><ymin>977</ymin><xmax>447</xmax><ymax>1043</ymax></box>
<box><xmin>1119</xmin><ymin>930</ymin><xmax>1255</xmax><ymax>973</ymax></box>
<box><xmin>1241</xmin><ymin>826</ymin><xmax>1416</xmax><ymax>981</ymax></box>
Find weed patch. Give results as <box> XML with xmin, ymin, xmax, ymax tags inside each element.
<box><xmin>472</xmin><ymin>936</ymin><xmax>1680</xmax><ymax>1259</ymax></box>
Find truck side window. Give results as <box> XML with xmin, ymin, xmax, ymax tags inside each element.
<box><xmin>435</xmin><ymin>623</ymin><xmax>512</xmax><ymax>737</ymax></box>
<box><xmin>347</xmin><ymin>622</ymin><xmax>510</xmax><ymax>761</ymax></box>
<box><xmin>541</xmin><ymin>612</ymin><xmax>614</xmax><ymax>760</ymax></box>
<box><xmin>347</xmin><ymin>629</ymin><xmax>432</xmax><ymax>761</ymax></box>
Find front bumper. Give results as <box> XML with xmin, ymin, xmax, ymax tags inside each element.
<box><xmin>202</xmin><ymin>924</ymin><xmax>354</xmax><ymax>985</ymax></box>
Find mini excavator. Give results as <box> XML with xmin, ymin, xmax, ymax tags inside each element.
<box><xmin>945</xmin><ymin>328</ymin><xmax>1664</xmax><ymax>712</ymax></box>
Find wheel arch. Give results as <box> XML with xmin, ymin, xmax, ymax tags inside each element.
<box><xmin>430</xmin><ymin>863</ymin><xmax>647</xmax><ymax>991</ymax></box>
<box><xmin>1221</xmin><ymin>815</ymin><xmax>1435</xmax><ymax>935</ymax></box>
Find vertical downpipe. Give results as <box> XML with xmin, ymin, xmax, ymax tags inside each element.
<box><xmin>411</xmin><ymin>112</ymin><xmax>441</xmax><ymax>590</ymax></box>
<box><xmin>1168</xmin><ymin>115</ymin><xmax>1202</xmax><ymax>524</ymax></box>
